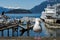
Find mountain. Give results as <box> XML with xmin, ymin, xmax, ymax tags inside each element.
<box><xmin>1</xmin><ymin>0</ymin><xmax>60</xmax><ymax>13</ymax></box>
<box><xmin>0</xmin><ymin>7</ymin><xmax>31</xmax><ymax>13</ymax></box>
<box><xmin>0</xmin><ymin>7</ymin><xmax>10</xmax><ymax>13</ymax></box>
<box><xmin>31</xmin><ymin>0</ymin><xmax>60</xmax><ymax>13</ymax></box>
<box><xmin>6</xmin><ymin>9</ymin><xmax>32</xmax><ymax>13</ymax></box>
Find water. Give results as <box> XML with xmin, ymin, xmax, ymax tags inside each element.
<box><xmin>5</xmin><ymin>13</ymin><xmax>41</xmax><ymax>19</ymax></box>
<box><xmin>0</xmin><ymin>13</ymin><xmax>49</xmax><ymax>37</ymax></box>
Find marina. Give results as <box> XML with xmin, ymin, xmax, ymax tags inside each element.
<box><xmin>0</xmin><ymin>0</ymin><xmax>60</xmax><ymax>40</ymax></box>
<box><xmin>0</xmin><ymin>4</ymin><xmax>60</xmax><ymax>37</ymax></box>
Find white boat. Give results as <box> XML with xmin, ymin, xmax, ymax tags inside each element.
<box><xmin>41</xmin><ymin>4</ymin><xmax>60</xmax><ymax>37</ymax></box>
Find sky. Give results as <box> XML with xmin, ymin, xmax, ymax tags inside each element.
<box><xmin>0</xmin><ymin>0</ymin><xmax>45</xmax><ymax>9</ymax></box>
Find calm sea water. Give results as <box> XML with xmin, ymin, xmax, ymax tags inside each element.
<box><xmin>0</xmin><ymin>13</ymin><xmax>49</xmax><ymax>37</ymax></box>
<box><xmin>5</xmin><ymin>13</ymin><xmax>41</xmax><ymax>18</ymax></box>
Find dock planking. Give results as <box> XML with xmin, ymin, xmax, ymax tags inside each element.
<box><xmin>0</xmin><ymin>23</ymin><xmax>18</xmax><ymax>31</ymax></box>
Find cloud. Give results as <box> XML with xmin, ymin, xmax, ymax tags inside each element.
<box><xmin>3</xmin><ymin>6</ymin><xmax>21</xmax><ymax>9</ymax></box>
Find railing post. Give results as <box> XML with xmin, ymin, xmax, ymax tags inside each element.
<box><xmin>1</xmin><ymin>30</ymin><xmax>3</xmax><ymax>37</ymax></box>
<box><xmin>15</xmin><ymin>27</ymin><xmax>18</xmax><ymax>37</ymax></box>
<box><xmin>12</xmin><ymin>27</ymin><xmax>14</xmax><ymax>37</ymax></box>
<box><xmin>7</xmin><ymin>29</ymin><xmax>9</xmax><ymax>37</ymax></box>
<box><xmin>17</xmin><ymin>27</ymin><xmax>18</xmax><ymax>37</ymax></box>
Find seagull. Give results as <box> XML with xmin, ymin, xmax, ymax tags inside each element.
<box><xmin>33</xmin><ymin>18</ymin><xmax>42</xmax><ymax>33</ymax></box>
<box><xmin>33</xmin><ymin>18</ymin><xmax>42</xmax><ymax>39</ymax></box>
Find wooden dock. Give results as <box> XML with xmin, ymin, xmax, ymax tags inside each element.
<box><xmin>0</xmin><ymin>19</ymin><xmax>34</xmax><ymax>37</ymax></box>
<box><xmin>0</xmin><ymin>37</ymin><xmax>59</xmax><ymax>40</ymax></box>
<box><xmin>0</xmin><ymin>24</ymin><xmax>18</xmax><ymax>30</ymax></box>
<box><xmin>0</xmin><ymin>22</ymin><xmax>19</xmax><ymax>37</ymax></box>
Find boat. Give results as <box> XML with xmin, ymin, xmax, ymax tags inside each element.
<box><xmin>41</xmin><ymin>3</ymin><xmax>60</xmax><ymax>37</ymax></box>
